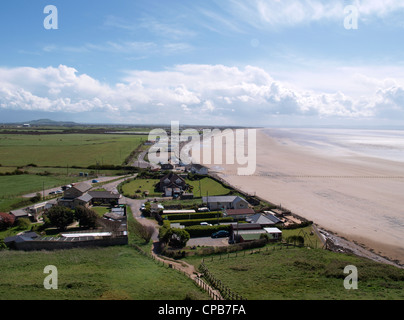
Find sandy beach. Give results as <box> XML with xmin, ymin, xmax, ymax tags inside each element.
<box><xmin>200</xmin><ymin>128</ymin><xmax>404</xmax><ymax>265</ymax></box>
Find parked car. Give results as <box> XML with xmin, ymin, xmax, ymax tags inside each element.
<box><xmin>48</xmin><ymin>191</ymin><xmax>56</xmax><ymax>195</ymax></box>
<box><xmin>211</xmin><ymin>230</ymin><xmax>230</xmax><ymax>238</ymax></box>
<box><xmin>55</xmin><ymin>190</ymin><xmax>63</xmax><ymax>194</ymax></box>
<box><xmin>92</xmin><ymin>179</ymin><xmax>99</xmax><ymax>183</ymax></box>
<box><xmin>200</xmin><ymin>222</ymin><xmax>213</xmax><ymax>226</ymax></box>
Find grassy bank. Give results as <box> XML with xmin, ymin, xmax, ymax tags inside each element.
<box><xmin>184</xmin><ymin>246</ymin><xmax>404</xmax><ymax>300</ymax></box>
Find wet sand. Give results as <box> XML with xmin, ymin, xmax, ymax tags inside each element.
<box><xmin>203</xmin><ymin>128</ymin><xmax>404</xmax><ymax>265</ymax></box>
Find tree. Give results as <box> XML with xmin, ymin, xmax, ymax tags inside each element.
<box><xmin>162</xmin><ymin>228</ymin><xmax>190</xmax><ymax>248</ymax></box>
<box><xmin>74</xmin><ymin>206</ymin><xmax>98</xmax><ymax>229</ymax></box>
<box><xmin>0</xmin><ymin>212</ymin><xmax>15</xmax><ymax>231</ymax></box>
<box><xmin>46</xmin><ymin>206</ymin><xmax>74</xmax><ymax>231</ymax></box>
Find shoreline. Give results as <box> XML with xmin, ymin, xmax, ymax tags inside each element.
<box><xmin>200</xmin><ymin>128</ymin><xmax>404</xmax><ymax>268</ymax></box>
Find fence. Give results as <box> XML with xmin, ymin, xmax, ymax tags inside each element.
<box><xmin>199</xmin><ymin>262</ymin><xmax>246</xmax><ymax>301</ymax></box>
<box><xmin>130</xmin><ymin>244</ymin><xmax>223</xmax><ymax>300</ymax></box>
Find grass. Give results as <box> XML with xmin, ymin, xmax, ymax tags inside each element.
<box><xmin>184</xmin><ymin>246</ymin><xmax>404</xmax><ymax>300</ymax></box>
<box><xmin>187</xmin><ymin>177</ymin><xmax>231</xmax><ymax>198</ymax></box>
<box><xmin>0</xmin><ymin>174</ymin><xmax>88</xmax><ymax>198</ymax></box>
<box><xmin>0</xmin><ymin>133</ymin><xmax>147</xmax><ymax>167</ymax></box>
<box><xmin>121</xmin><ymin>179</ymin><xmax>161</xmax><ymax>197</ymax></box>
<box><xmin>0</xmin><ymin>247</ymin><xmax>209</xmax><ymax>300</ymax></box>
<box><xmin>0</xmin><ymin>205</ymin><xmax>209</xmax><ymax>300</ymax></box>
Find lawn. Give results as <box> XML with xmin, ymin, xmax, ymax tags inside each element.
<box><xmin>185</xmin><ymin>247</ymin><xmax>404</xmax><ymax>300</ymax></box>
<box><xmin>187</xmin><ymin>177</ymin><xmax>231</xmax><ymax>198</ymax></box>
<box><xmin>0</xmin><ymin>133</ymin><xmax>147</xmax><ymax>167</ymax></box>
<box><xmin>121</xmin><ymin>179</ymin><xmax>161</xmax><ymax>197</ymax></box>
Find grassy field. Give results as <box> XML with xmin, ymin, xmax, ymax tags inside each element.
<box><xmin>0</xmin><ymin>247</ymin><xmax>208</xmax><ymax>300</ymax></box>
<box><xmin>0</xmin><ymin>206</ymin><xmax>209</xmax><ymax>300</ymax></box>
<box><xmin>184</xmin><ymin>246</ymin><xmax>404</xmax><ymax>300</ymax></box>
<box><xmin>0</xmin><ymin>134</ymin><xmax>147</xmax><ymax>167</ymax></box>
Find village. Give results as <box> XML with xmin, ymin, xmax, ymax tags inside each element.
<box><xmin>1</xmin><ymin>138</ymin><xmax>314</xmax><ymax>254</ymax></box>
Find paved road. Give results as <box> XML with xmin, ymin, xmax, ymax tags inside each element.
<box><xmin>22</xmin><ymin>175</ymin><xmax>129</xmax><ymax>199</ymax></box>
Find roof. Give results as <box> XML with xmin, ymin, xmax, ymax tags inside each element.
<box><xmin>4</xmin><ymin>232</ymin><xmax>39</xmax><ymax>245</ymax></box>
<box><xmin>247</xmin><ymin>213</ymin><xmax>280</xmax><ymax>225</ymax></box>
<box><xmin>231</xmin><ymin>223</ymin><xmax>262</xmax><ymax>230</ymax></box>
<box><xmin>10</xmin><ymin>209</ymin><xmax>31</xmax><ymax>218</ymax></box>
<box><xmin>76</xmin><ymin>193</ymin><xmax>93</xmax><ymax>203</ymax></box>
<box><xmin>72</xmin><ymin>182</ymin><xmax>92</xmax><ymax>193</ymax></box>
<box><xmin>225</xmin><ymin>208</ymin><xmax>255</xmax><ymax>216</ymax></box>
<box><xmin>88</xmin><ymin>191</ymin><xmax>121</xmax><ymax>199</ymax></box>
<box><xmin>264</xmin><ymin>227</ymin><xmax>283</xmax><ymax>234</ymax></box>
<box><xmin>202</xmin><ymin>195</ymin><xmax>242</xmax><ymax>203</ymax></box>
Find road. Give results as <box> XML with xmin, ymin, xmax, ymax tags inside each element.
<box><xmin>22</xmin><ymin>175</ymin><xmax>130</xmax><ymax>199</ymax></box>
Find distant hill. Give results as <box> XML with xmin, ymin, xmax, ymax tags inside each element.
<box><xmin>28</xmin><ymin>119</ymin><xmax>79</xmax><ymax>126</ymax></box>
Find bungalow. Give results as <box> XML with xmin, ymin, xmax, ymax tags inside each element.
<box><xmin>246</xmin><ymin>213</ymin><xmax>283</xmax><ymax>227</ymax></box>
<box><xmin>202</xmin><ymin>195</ymin><xmax>249</xmax><ymax>211</ymax></box>
<box><xmin>4</xmin><ymin>231</ymin><xmax>39</xmax><ymax>249</ymax></box>
<box><xmin>186</xmin><ymin>164</ymin><xmax>208</xmax><ymax>175</ymax></box>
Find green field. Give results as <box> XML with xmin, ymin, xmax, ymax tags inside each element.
<box><xmin>185</xmin><ymin>247</ymin><xmax>404</xmax><ymax>300</ymax></box>
<box><xmin>0</xmin><ymin>134</ymin><xmax>147</xmax><ymax>167</ymax></box>
<box><xmin>0</xmin><ymin>209</ymin><xmax>209</xmax><ymax>300</ymax></box>
<box><xmin>0</xmin><ymin>246</ymin><xmax>208</xmax><ymax>300</ymax></box>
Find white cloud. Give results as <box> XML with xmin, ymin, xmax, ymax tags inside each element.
<box><xmin>0</xmin><ymin>64</ymin><xmax>403</xmax><ymax>125</ymax></box>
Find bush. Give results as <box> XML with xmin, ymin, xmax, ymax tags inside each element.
<box><xmin>185</xmin><ymin>225</ymin><xmax>231</xmax><ymax>238</ymax></box>
<box><xmin>74</xmin><ymin>206</ymin><xmax>98</xmax><ymax>228</ymax></box>
<box><xmin>46</xmin><ymin>206</ymin><xmax>75</xmax><ymax>231</ymax></box>
<box><xmin>169</xmin><ymin>217</ymin><xmax>233</xmax><ymax>227</ymax></box>
<box><xmin>0</xmin><ymin>212</ymin><xmax>15</xmax><ymax>231</ymax></box>
<box><xmin>16</xmin><ymin>218</ymin><xmax>31</xmax><ymax>230</ymax></box>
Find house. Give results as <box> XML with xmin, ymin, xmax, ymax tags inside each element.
<box><xmin>161</xmin><ymin>163</ymin><xmax>174</xmax><ymax>170</ymax></box>
<box><xmin>10</xmin><ymin>209</ymin><xmax>33</xmax><ymax>221</ymax></box>
<box><xmin>246</xmin><ymin>213</ymin><xmax>282</xmax><ymax>227</ymax></box>
<box><xmin>264</xmin><ymin>227</ymin><xmax>283</xmax><ymax>241</ymax></box>
<box><xmin>224</xmin><ymin>208</ymin><xmax>255</xmax><ymax>220</ymax></box>
<box><xmin>186</xmin><ymin>164</ymin><xmax>208</xmax><ymax>175</ymax></box>
<box><xmin>4</xmin><ymin>231</ymin><xmax>39</xmax><ymax>249</ymax></box>
<box><xmin>88</xmin><ymin>191</ymin><xmax>121</xmax><ymax>206</ymax></box>
<box><xmin>202</xmin><ymin>195</ymin><xmax>249</xmax><ymax>211</ymax></box>
<box><xmin>159</xmin><ymin>172</ymin><xmax>187</xmax><ymax>197</ymax></box>
<box><xmin>230</xmin><ymin>223</ymin><xmax>266</xmax><ymax>243</ymax></box>
<box><xmin>63</xmin><ymin>182</ymin><xmax>92</xmax><ymax>199</ymax></box>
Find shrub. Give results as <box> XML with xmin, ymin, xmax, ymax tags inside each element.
<box><xmin>185</xmin><ymin>225</ymin><xmax>231</xmax><ymax>238</ymax></box>
<box><xmin>0</xmin><ymin>212</ymin><xmax>15</xmax><ymax>231</ymax></box>
<box><xmin>16</xmin><ymin>218</ymin><xmax>31</xmax><ymax>230</ymax></box>
<box><xmin>74</xmin><ymin>206</ymin><xmax>98</xmax><ymax>228</ymax></box>
<box><xmin>46</xmin><ymin>206</ymin><xmax>75</xmax><ymax>230</ymax></box>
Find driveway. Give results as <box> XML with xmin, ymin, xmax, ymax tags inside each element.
<box><xmin>187</xmin><ymin>236</ymin><xmax>229</xmax><ymax>247</ymax></box>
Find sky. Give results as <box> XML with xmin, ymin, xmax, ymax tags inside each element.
<box><xmin>1</xmin><ymin>0</ymin><xmax>404</xmax><ymax>127</ymax></box>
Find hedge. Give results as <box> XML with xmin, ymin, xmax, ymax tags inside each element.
<box><xmin>169</xmin><ymin>217</ymin><xmax>233</xmax><ymax>227</ymax></box>
<box><xmin>185</xmin><ymin>225</ymin><xmax>232</xmax><ymax>238</ymax></box>
<box><xmin>161</xmin><ymin>211</ymin><xmax>222</xmax><ymax>221</ymax></box>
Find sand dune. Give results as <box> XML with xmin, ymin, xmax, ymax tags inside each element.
<box><xmin>203</xmin><ymin>128</ymin><xmax>404</xmax><ymax>265</ymax></box>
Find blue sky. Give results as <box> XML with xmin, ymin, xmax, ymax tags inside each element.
<box><xmin>1</xmin><ymin>0</ymin><xmax>404</xmax><ymax>126</ymax></box>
